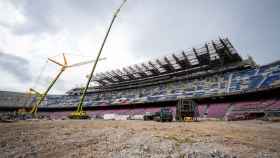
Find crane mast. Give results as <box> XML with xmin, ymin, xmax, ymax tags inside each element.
<box><xmin>22</xmin><ymin>53</ymin><xmax>105</xmax><ymax>117</ymax></box>
<box><xmin>69</xmin><ymin>0</ymin><xmax>128</xmax><ymax>119</ymax></box>
<box><xmin>29</xmin><ymin>53</ymin><xmax>68</xmax><ymax>116</ymax></box>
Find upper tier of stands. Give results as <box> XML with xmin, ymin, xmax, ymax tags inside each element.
<box><xmin>74</xmin><ymin>60</ymin><xmax>279</xmax><ymax>107</ymax></box>
<box><xmin>90</xmin><ymin>38</ymin><xmax>243</xmax><ymax>89</ymax></box>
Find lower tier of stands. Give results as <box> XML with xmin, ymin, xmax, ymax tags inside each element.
<box><xmin>37</xmin><ymin>98</ymin><xmax>280</xmax><ymax>120</ymax></box>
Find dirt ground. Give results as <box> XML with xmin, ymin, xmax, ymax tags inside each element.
<box><xmin>0</xmin><ymin>120</ymin><xmax>279</xmax><ymax>158</ymax></box>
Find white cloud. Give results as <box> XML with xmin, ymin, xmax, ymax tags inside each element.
<box><xmin>0</xmin><ymin>1</ymin><xmax>26</xmax><ymax>27</ymax></box>
<box><xmin>0</xmin><ymin>0</ymin><xmax>280</xmax><ymax>94</ymax></box>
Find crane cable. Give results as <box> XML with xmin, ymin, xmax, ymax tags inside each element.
<box><xmin>49</xmin><ymin>53</ymin><xmax>95</xmax><ymax>59</ymax></box>
<box><xmin>24</xmin><ymin>60</ymin><xmax>49</xmax><ymax>107</ymax></box>
<box><xmin>33</xmin><ymin>60</ymin><xmax>49</xmax><ymax>90</ymax></box>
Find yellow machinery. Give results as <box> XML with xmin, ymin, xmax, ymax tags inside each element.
<box><xmin>176</xmin><ymin>99</ymin><xmax>199</xmax><ymax>122</ymax></box>
<box><xmin>184</xmin><ymin>117</ymin><xmax>194</xmax><ymax>122</ymax></box>
<box><xmin>22</xmin><ymin>53</ymin><xmax>69</xmax><ymax>117</ymax></box>
<box><xmin>17</xmin><ymin>89</ymin><xmax>37</xmax><ymax>115</ymax></box>
<box><xmin>69</xmin><ymin>0</ymin><xmax>128</xmax><ymax>119</ymax></box>
<box><xmin>18</xmin><ymin>53</ymin><xmax>106</xmax><ymax>118</ymax></box>
<box><xmin>17</xmin><ymin>0</ymin><xmax>126</xmax><ymax>119</ymax></box>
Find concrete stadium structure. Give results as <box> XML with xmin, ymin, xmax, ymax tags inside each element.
<box><xmin>1</xmin><ymin>38</ymin><xmax>280</xmax><ymax>120</ymax></box>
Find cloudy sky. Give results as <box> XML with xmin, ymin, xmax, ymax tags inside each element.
<box><xmin>0</xmin><ymin>0</ymin><xmax>280</xmax><ymax>94</ymax></box>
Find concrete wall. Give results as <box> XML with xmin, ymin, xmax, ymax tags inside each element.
<box><xmin>0</xmin><ymin>91</ymin><xmax>32</xmax><ymax>108</ymax></box>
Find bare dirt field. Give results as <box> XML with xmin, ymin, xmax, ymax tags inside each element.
<box><xmin>0</xmin><ymin>120</ymin><xmax>279</xmax><ymax>158</ymax></box>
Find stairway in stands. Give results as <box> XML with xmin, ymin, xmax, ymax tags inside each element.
<box><xmin>224</xmin><ymin>104</ymin><xmax>235</xmax><ymax>121</ymax></box>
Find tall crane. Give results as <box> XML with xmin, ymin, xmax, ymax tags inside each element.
<box><xmin>69</xmin><ymin>0</ymin><xmax>128</xmax><ymax>119</ymax></box>
<box><xmin>23</xmin><ymin>53</ymin><xmax>106</xmax><ymax>116</ymax></box>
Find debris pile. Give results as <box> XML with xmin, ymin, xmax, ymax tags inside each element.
<box><xmin>0</xmin><ymin>112</ymin><xmax>50</xmax><ymax>122</ymax></box>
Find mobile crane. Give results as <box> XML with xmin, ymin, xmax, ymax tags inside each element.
<box><xmin>18</xmin><ymin>53</ymin><xmax>105</xmax><ymax>118</ymax></box>
<box><xmin>69</xmin><ymin>0</ymin><xmax>128</xmax><ymax>119</ymax></box>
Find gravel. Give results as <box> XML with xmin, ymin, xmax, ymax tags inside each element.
<box><xmin>0</xmin><ymin>120</ymin><xmax>279</xmax><ymax>158</ymax></box>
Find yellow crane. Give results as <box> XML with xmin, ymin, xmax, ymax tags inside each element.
<box><xmin>20</xmin><ymin>53</ymin><xmax>106</xmax><ymax>117</ymax></box>
<box><xmin>69</xmin><ymin>0</ymin><xmax>128</xmax><ymax>119</ymax></box>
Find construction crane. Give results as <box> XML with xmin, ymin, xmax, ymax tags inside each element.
<box><xmin>69</xmin><ymin>0</ymin><xmax>128</xmax><ymax>119</ymax></box>
<box><xmin>20</xmin><ymin>53</ymin><xmax>106</xmax><ymax>117</ymax></box>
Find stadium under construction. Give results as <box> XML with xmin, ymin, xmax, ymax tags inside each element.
<box><xmin>0</xmin><ymin>37</ymin><xmax>280</xmax><ymax>121</ymax></box>
<box><xmin>1</xmin><ymin>1</ymin><xmax>280</xmax><ymax>157</ymax></box>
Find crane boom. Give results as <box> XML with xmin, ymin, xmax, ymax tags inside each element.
<box><xmin>67</xmin><ymin>57</ymin><xmax>106</xmax><ymax>68</ymax></box>
<box><xmin>69</xmin><ymin>0</ymin><xmax>128</xmax><ymax>119</ymax></box>
<box><xmin>27</xmin><ymin>54</ymin><xmax>105</xmax><ymax>116</ymax></box>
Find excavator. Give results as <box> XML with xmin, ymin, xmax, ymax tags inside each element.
<box><xmin>69</xmin><ymin>0</ymin><xmax>128</xmax><ymax>119</ymax></box>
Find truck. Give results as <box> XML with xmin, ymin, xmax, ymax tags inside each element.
<box><xmin>144</xmin><ymin>107</ymin><xmax>173</xmax><ymax>122</ymax></box>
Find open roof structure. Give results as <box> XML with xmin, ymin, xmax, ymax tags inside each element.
<box><xmin>92</xmin><ymin>38</ymin><xmax>242</xmax><ymax>87</ymax></box>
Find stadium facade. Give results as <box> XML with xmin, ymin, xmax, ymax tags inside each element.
<box><xmin>0</xmin><ymin>38</ymin><xmax>280</xmax><ymax>120</ymax></box>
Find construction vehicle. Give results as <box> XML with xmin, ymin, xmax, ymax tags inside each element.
<box><xmin>16</xmin><ymin>54</ymin><xmax>69</xmax><ymax>118</ymax></box>
<box><xmin>176</xmin><ymin>99</ymin><xmax>199</xmax><ymax>122</ymax></box>
<box><xmin>69</xmin><ymin>0</ymin><xmax>128</xmax><ymax>119</ymax></box>
<box><xmin>15</xmin><ymin>53</ymin><xmax>106</xmax><ymax>119</ymax></box>
<box><xmin>156</xmin><ymin>107</ymin><xmax>173</xmax><ymax>122</ymax></box>
<box><xmin>144</xmin><ymin>107</ymin><xmax>173</xmax><ymax>122</ymax></box>
<box><xmin>143</xmin><ymin>112</ymin><xmax>155</xmax><ymax>121</ymax></box>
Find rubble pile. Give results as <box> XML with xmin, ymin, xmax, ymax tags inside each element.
<box><xmin>0</xmin><ymin>112</ymin><xmax>50</xmax><ymax>122</ymax></box>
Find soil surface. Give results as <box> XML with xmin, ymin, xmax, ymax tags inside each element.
<box><xmin>0</xmin><ymin>120</ymin><xmax>279</xmax><ymax>158</ymax></box>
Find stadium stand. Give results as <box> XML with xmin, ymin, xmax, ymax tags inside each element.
<box><xmin>0</xmin><ymin>38</ymin><xmax>280</xmax><ymax>120</ymax></box>
<box><xmin>0</xmin><ymin>91</ymin><xmax>33</xmax><ymax>108</ymax></box>
<box><xmin>63</xmin><ymin>60</ymin><xmax>280</xmax><ymax>107</ymax></box>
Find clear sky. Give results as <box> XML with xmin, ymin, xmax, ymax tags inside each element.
<box><xmin>0</xmin><ymin>0</ymin><xmax>280</xmax><ymax>94</ymax></box>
